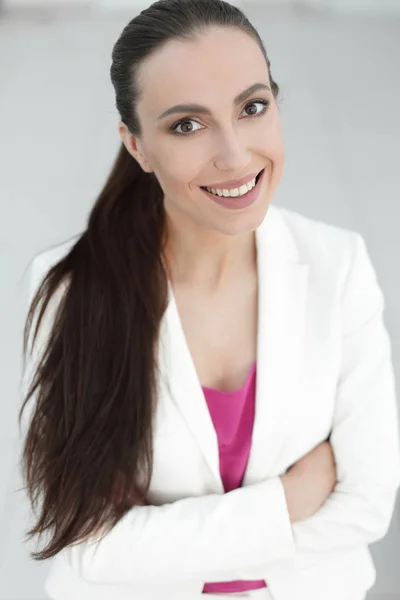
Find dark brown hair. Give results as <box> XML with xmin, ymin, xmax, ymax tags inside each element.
<box><xmin>18</xmin><ymin>0</ymin><xmax>280</xmax><ymax>561</ymax></box>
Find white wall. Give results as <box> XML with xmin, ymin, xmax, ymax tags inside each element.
<box><xmin>4</xmin><ymin>0</ymin><xmax>89</xmax><ymax>6</ymax></box>
<box><xmin>323</xmin><ymin>0</ymin><xmax>400</xmax><ymax>13</ymax></box>
<box><xmin>95</xmin><ymin>0</ymin><xmax>400</xmax><ymax>13</ymax></box>
<box><xmin>91</xmin><ymin>0</ymin><xmax>148</xmax><ymax>8</ymax></box>
<box><xmin>4</xmin><ymin>0</ymin><xmax>400</xmax><ymax>14</ymax></box>
<box><xmin>241</xmin><ymin>0</ymin><xmax>400</xmax><ymax>12</ymax></box>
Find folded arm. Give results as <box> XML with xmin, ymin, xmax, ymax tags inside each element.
<box><xmin>291</xmin><ymin>232</ymin><xmax>400</xmax><ymax>553</ymax></box>
<box><xmin>66</xmin><ymin>478</ymin><xmax>295</xmax><ymax>583</ymax></box>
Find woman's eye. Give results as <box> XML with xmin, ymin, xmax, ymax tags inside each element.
<box><xmin>169</xmin><ymin>99</ymin><xmax>270</xmax><ymax>136</ymax></box>
<box><xmin>241</xmin><ymin>99</ymin><xmax>270</xmax><ymax>119</ymax></box>
<box><xmin>171</xmin><ymin>119</ymin><xmax>202</xmax><ymax>136</ymax></box>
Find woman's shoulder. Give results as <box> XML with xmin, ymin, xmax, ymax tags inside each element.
<box><xmin>271</xmin><ymin>204</ymin><xmax>359</xmax><ymax>241</ymax></box>
<box><xmin>30</xmin><ymin>232</ymin><xmax>81</xmax><ymax>272</ymax></box>
<box><xmin>25</xmin><ymin>233</ymin><xmax>81</xmax><ymax>306</ymax></box>
<box><xmin>269</xmin><ymin>204</ymin><xmax>363</xmax><ymax>267</ymax></box>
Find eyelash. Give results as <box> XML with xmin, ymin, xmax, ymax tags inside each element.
<box><xmin>169</xmin><ymin>99</ymin><xmax>270</xmax><ymax>136</ymax></box>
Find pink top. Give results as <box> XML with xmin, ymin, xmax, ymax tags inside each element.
<box><xmin>201</xmin><ymin>362</ymin><xmax>267</xmax><ymax>594</ymax></box>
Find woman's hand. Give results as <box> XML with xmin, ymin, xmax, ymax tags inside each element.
<box><xmin>281</xmin><ymin>440</ymin><xmax>337</xmax><ymax>523</ymax></box>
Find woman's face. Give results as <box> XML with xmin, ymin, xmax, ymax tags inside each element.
<box><xmin>120</xmin><ymin>26</ymin><xmax>285</xmax><ymax>237</ymax></box>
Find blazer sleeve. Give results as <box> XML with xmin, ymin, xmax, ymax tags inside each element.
<box><xmin>291</xmin><ymin>232</ymin><xmax>400</xmax><ymax>553</ymax></box>
<box><xmin>22</xmin><ymin>253</ymin><xmax>296</xmax><ymax>584</ymax></box>
<box><xmin>66</xmin><ymin>478</ymin><xmax>295</xmax><ymax>583</ymax></box>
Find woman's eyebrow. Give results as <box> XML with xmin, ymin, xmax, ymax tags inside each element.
<box><xmin>156</xmin><ymin>82</ymin><xmax>271</xmax><ymax>120</ymax></box>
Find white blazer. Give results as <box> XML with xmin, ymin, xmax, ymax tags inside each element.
<box><xmin>22</xmin><ymin>205</ymin><xmax>400</xmax><ymax>600</ymax></box>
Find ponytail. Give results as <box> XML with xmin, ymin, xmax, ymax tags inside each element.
<box><xmin>19</xmin><ymin>142</ymin><xmax>169</xmax><ymax>560</ymax></box>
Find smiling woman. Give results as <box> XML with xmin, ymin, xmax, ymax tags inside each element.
<box><xmin>19</xmin><ymin>0</ymin><xmax>399</xmax><ymax>599</ymax></box>
<box><xmin>20</xmin><ymin>0</ymin><xmax>283</xmax><ymax>573</ymax></box>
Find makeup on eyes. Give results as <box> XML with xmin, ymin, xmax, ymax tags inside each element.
<box><xmin>168</xmin><ymin>98</ymin><xmax>270</xmax><ymax>136</ymax></box>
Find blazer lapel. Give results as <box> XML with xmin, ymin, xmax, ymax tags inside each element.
<box><xmin>158</xmin><ymin>205</ymin><xmax>310</xmax><ymax>491</ymax></box>
<box><xmin>243</xmin><ymin>207</ymin><xmax>309</xmax><ymax>485</ymax></box>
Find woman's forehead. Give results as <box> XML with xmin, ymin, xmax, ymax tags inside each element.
<box><xmin>137</xmin><ymin>31</ymin><xmax>268</xmax><ymax>116</ymax></box>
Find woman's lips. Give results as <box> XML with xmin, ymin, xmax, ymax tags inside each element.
<box><xmin>199</xmin><ymin>167</ymin><xmax>266</xmax><ymax>210</ymax></box>
<box><xmin>200</xmin><ymin>167</ymin><xmax>264</xmax><ymax>192</ymax></box>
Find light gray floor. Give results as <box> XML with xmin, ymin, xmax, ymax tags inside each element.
<box><xmin>0</xmin><ymin>3</ymin><xmax>399</xmax><ymax>598</ymax></box>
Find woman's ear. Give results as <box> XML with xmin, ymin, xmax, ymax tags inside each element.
<box><xmin>118</xmin><ymin>121</ymin><xmax>152</xmax><ymax>173</ymax></box>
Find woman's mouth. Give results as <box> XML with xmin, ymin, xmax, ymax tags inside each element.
<box><xmin>199</xmin><ymin>167</ymin><xmax>266</xmax><ymax>210</ymax></box>
<box><xmin>200</xmin><ymin>168</ymin><xmax>264</xmax><ymax>196</ymax></box>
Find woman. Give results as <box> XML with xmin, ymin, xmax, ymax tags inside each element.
<box><xmin>19</xmin><ymin>1</ymin><xmax>400</xmax><ymax>599</ymax></box>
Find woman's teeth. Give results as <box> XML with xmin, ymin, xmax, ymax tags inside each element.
<box><xmin>204</xmin><ymin>175</ymin><xmax>257</xmax><ymax>198</ymax></box>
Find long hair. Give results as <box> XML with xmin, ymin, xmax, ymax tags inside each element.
<box><xmin>18</xmin><ymin>0</ymin><xmax>280</xmax><ymax>561</ymax></box>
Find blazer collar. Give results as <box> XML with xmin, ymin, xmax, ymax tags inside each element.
<box><xmin>158</xmin><ymin>205</ymin><xmax>310</xmax><ymax>492</ymax></box>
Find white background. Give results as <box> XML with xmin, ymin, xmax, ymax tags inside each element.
<box><xmin>3</xmin><ymin>0</ymin><xmax>400</xmax><ymax>13</ymax></box>
<box><xmin>1</xmin><ymin>0</ymin><xmax>399</xmax><ymax>598</ymax></box>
